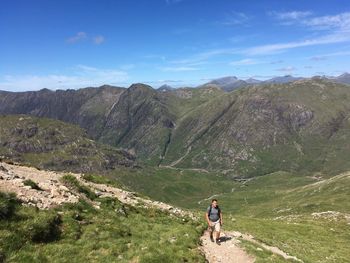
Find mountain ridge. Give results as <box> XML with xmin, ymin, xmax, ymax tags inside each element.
<box><xmin>1</xmin><ymin>78</ymin><xmax>350</xmax><ymax>176</ymax></box>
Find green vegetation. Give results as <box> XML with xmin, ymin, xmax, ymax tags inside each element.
<box><xmin>0</xmin><ymin>192</ymin><xmax>205</xmax><ymax>263</ymax></box>
<box><xmin>23</xmin><ymin>179</ymin><xmax>42</xmax><ymax>191</ymax></box>
<box><xmin>61</xmin><ymin>174</ymin><xmax>97</xmax><ymax>200</ymax></box>
<box><xmin>0</xmin><ymin>115</ymin><xmax>134</xmax><ymax>173</ymax></box>
<box><xmin>105</xmin><ymin>167</ymin><xmax>350</xmax><ymax>263</ymax></box>
<box><xmin>0</xmin><ymin>192</ymin><xmax>18</xmax><ymax>220</ymax></box>
<box><xmin>108</xmin><ymin>166</ymin><xmax>238</xmax><ymax>208</ymax></box>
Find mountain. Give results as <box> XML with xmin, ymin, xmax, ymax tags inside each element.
<box><xmin>334</xmin><ymin>72</ymin><xmax>350</xmax><ymax>84</ymax></box>
<box><xmin>0</xmin><ymin>85</ymin><xmax>126</xmax><ymax>139</ymax></box>
<box><xmin>264</xmin><ymin>75</ymin><xmax>303</xmax><ymax>84</ymax></box>
<box><xmin>0</xmin><ymin>115</ymin><xmax>135</xmax><ymax>172</ymax></box>
<box><xmin>157</xmin><ymin>84</ymin><xmax>174</xmax><ymax>92</ymax></box>
<box><xmin>98</xmin><ymin>83</ymin><xmax>176</xmax><ymax>165</ymax></box>
<box><xmin>204</xmin><ymin>76</ymin><xmax>249</xmax><ymax>92</ymax></box>
<box><xmin>245</xmin><ymin>78</ymin><xmax>262</xmax><ymax>84</ymax></box>
<box><xmin>1</xmin><ymin>79</ymin><xmax>350</xmax><ymax>176</ymax></box>
<box><xmin>159</xmin><ymin>79</ymin><xmax>350</xmax><ymax>176</ymax></box>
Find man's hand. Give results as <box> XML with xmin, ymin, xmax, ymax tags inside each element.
<box><xmin>220</xmin><ymin>219</ymin><xmax>223</xmax><ymax>226</ymax></box>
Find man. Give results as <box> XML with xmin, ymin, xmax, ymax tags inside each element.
<box><xmin>205</xmin><ymin>198</ymin><xmax>223</xmax><ymax>245</ymax></box>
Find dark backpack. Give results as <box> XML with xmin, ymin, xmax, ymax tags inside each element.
<box><xmin>208</xmin><ymin>205</ymin><xmax>221</xmax><ymax>217</ymax></box>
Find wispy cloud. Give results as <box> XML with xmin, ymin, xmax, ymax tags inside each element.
<box><xmin>310</xmin><ymin>50</ymin><xmax>350</xmax><ymax>61</ymax></box>
<box><xmin>66</xmin><ymin>32</ymin><xmax>87</xmax><ymax>44</ymax></box>
<box><xmin>229</xmin><ymin>58</ymin><xmax>261</xmax><ymax>66</ymax></box>
<box><xmin>220</xmin><ymin>12</ymin><xmax>250</xmax><ymax>26</ymax></box>
<box><xmin>0</xmin><ymin>65</ymin><xmax>128</xmax><ymax>91</ymax></box>
<box><xmin>270</xmin><ymin>60</ymin><xmax>284</xmax><ymax>64</ymax></box>
<box><xmin>93</xmin><ymin>35</ymin><xmax>105</xmax><ymax>45</ymax></box>
<box><xmin>160</xmin><ymin>66</ymin><xmax>200</xmax><ymax>72</ymax></box>
<box><xmin>165</xmin><ymin>0</ymin><xmax>184</xmax><ymax>4</ymax></box>
<box><xmin>270</xmin><ymin>10</ymin><xmax>350</xmax><ymax>32</ymax></box>
<box><xmin>169</xmin><ymin>48</ymin><xmax>239</xmax><ymax>66</ymax></box>
<box><xmin>244</xmin><ymin>33</ymin><xmax>350</xmax><ymax>55</ymax></box>
<box><xmin>304</xmin><ymin>12</ymin><xmax>350</xmax><ymax>31</ymax></box>
<box><xmin>276</xmin><ymin>66</ymin><xmax>296</xmax><ymax>72</ymax></box>
<box><xmin>269</xmin><ymin>11</ymin><xmax>313</xmax><ymax>21</ymax></box>
<box><xmin>66</xmin><ymin>32</ymin><xmax>105</xmax><ymax>45</ymax></box>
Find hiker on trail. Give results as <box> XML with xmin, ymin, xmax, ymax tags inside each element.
<box><xmin>205</xmin><ymin>198</ymin><xmax>223</xmax><ymax>245</ymax></box>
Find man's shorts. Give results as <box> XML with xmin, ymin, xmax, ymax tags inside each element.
<box><xmin>209</xmin><ymin>219</ymin><xmax>221</xmax><ymax>232</ymax></box>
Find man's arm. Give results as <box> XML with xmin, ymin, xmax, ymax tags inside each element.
<box><xmin>220</xmin><ymin>211</ymin><xmax>223</xmax><ymax>225</ymax></box>
<box><xmin>205</xmin><ymin>212</ymin><xmax>211</xmax><ymax>226</ymax></box>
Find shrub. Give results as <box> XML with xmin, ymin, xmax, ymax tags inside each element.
<box><xmin>23</xmin><ymin>179</ymin><xmax>42</xmax><ymax>191</ymax></box>
<box><xmin>0</xmin><ymin>192</ymin><xmax>18</xmax><ymax>219</ymax></box>
<box><xmin>61</xmin><ymin>174</ymin><xmax>97</xmax><ymax>200</ymax></box>
<box><xmin>24</xmin><ymin>212</ymin><xmax>62</xmax><ymax>243</ymax></box>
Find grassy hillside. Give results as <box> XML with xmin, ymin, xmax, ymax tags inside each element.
<box><xmin>111</xmin><ymin>167</ymin><xmax>349</xmax><ymax>262</ymax></box>
<box><xmin>161</xmin><ymin>79</ymin><xmax>350</xmax><ymax>176</ymax></box>
<box><xmin>0</xmin><ymin>115</ymin><xmax>135</xmax><ymax>173</ymax></box>
<box><xmin>0</xmin><ymin>192</ymin><xmax>205</xmax><ymax>263</ymax></box>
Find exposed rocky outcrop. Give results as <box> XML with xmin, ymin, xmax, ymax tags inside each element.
<box><xmin>0</xmin><ymin>162</ymin><xmax>195</xmax><ymax>219</ymax></box>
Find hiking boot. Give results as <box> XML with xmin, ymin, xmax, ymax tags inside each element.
<box><xmin>210</xmin><ymin>234</ymin><xmax>214</xmax><ymax>242</ymax></box>
<box><xmin>216</xmin><ymin>239</ymin><xmax>221</xmax><ymax>245</ymax></box>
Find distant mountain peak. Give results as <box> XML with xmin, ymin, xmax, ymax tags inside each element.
<box><xmin>128</xmin><ymin>83</ymin><xmax>154</xmax><ymax>92</ymax></box>
<box><xmin>158</xmin><ymin>84</ymin><xmax>174</xmax><ymax>92</ymax></box>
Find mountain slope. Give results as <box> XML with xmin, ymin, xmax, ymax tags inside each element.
<box><xmin>0</xmin><ymin>85</ymin><xmax>125</xmax><ymax>139</ymax></box>
<box><xmin>1</xmin><ymin>79</ymin><xmax>350</xmax><ymax>176</ymax></box>
<box><xmin>203</xmin><ymin>76</ymin><xmax>249</xmax><ymax>92</ymax></box>
<box><xmin>161</xmin><ymin>79</ymin><xmax>350</xmax><ymax>176</ymax></box>
<box><xmin>0</xmin><ymin>115</ymin><xmax>135</xmax><ymax>172</ymax></box>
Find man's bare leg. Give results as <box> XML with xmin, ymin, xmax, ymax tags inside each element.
<box><xmin>209</xmin><ymin>228</ymin><xmax>214</xmax><ymax>242</ymax></box>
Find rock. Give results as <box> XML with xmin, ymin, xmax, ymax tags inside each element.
<box><xmin>59</xmin><ymin>185</ymin><xmax>70</xmax><ymax>192</ymax></box>
<box><xmin>0</xmin><ymin>165</ymin><xmax>8</xmax><ymax>173</ymax></box>
<box><xmin>95</xmin><ymin>191</ymin><xmax>102</xmax><ymax>197</ymax></box>
<box><xmin>169</xmin><ymin>237</ymin><xmax>177</xmax><ymax>243</ymax></box>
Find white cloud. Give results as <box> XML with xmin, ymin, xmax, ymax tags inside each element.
<box><xmin>165</xmin><ymin>0</ymin><xmax>184</xmax><ymax>4</ymax></box>
<box><xmin>66</xmin><ymin>32</ymin><xmax>105</xmax><ymax>45</ymax></box>
<box><xmin>276</xmin><ymin>66</ymin><xmax>296</xmax><ymax>72</ymax></box>
<box><xmin>229</xmin><ymin>58</ymin><xmax>261</xmax><ymax>66</ymax></box>
<box><xmin>160</xmin><ymin>66</ymin><xmax>200</xmax><ymax>72</ymax></box>
<box><xmin>270</xmin><ymin>11</ymin><xmax>313</xmax><ymax>20</ymax></box>
<box><xmin>66</xmin><ymin>32</ymin><xmax>87</xmax><ymax>44</ymax></box>
<box><xmin>310</xmin><ymin>50</ymin><xmax>350</xmax><ymax>61</ymax></box>
<box><xmin>304</xmin><ymin>12</ymin><xmax>350</xmax><ymax>31</ymax></box>
<box><xmin>0</xmin><ymin>65</ymin><xmax>129</xmax><ymax>91</ymax></box>
<box><xmin>244</xmin><ymin>32</ymin><xmax>350</xmax><ymax>55</ymax></box>
<box><xmin>220</xmin><ymin>12</ymin><xmax>250</xmax><ymax>26</ymax></box>
<box><xmin>93</xmin><ymin>35</ymin><xmax>105</xmax><ymax>45</ymax></box>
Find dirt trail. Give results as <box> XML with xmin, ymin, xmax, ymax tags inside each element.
<box><xmin>200</xmin><ymin>229</ymin><xmax>304</xmax><ymax>263</ymax></box>
<box><xmin>200</xmin><ymin>230</ymin><xmax>255</xmax><ymax>263</ymax></box>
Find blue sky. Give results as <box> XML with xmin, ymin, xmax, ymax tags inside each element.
<box><xmin>1</xmin><ymin>0</ymin><xmax>350</xmax><ymax>91</ymax></box>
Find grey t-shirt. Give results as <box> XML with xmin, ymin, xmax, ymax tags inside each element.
<box><xmin>207</xmin><ymin>206</ymin><xmax>220</xmax><ymax>222</ymax></box>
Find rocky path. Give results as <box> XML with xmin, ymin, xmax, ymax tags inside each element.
<box><xmin>200</xmin><ymin>229</ymin><xmax>304</xmax><ymax>263</ymax></box>
<box><xmin>200</xmin><ymin>230</ymin><xmax>255</xmax><ymax>263</ymax></box>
